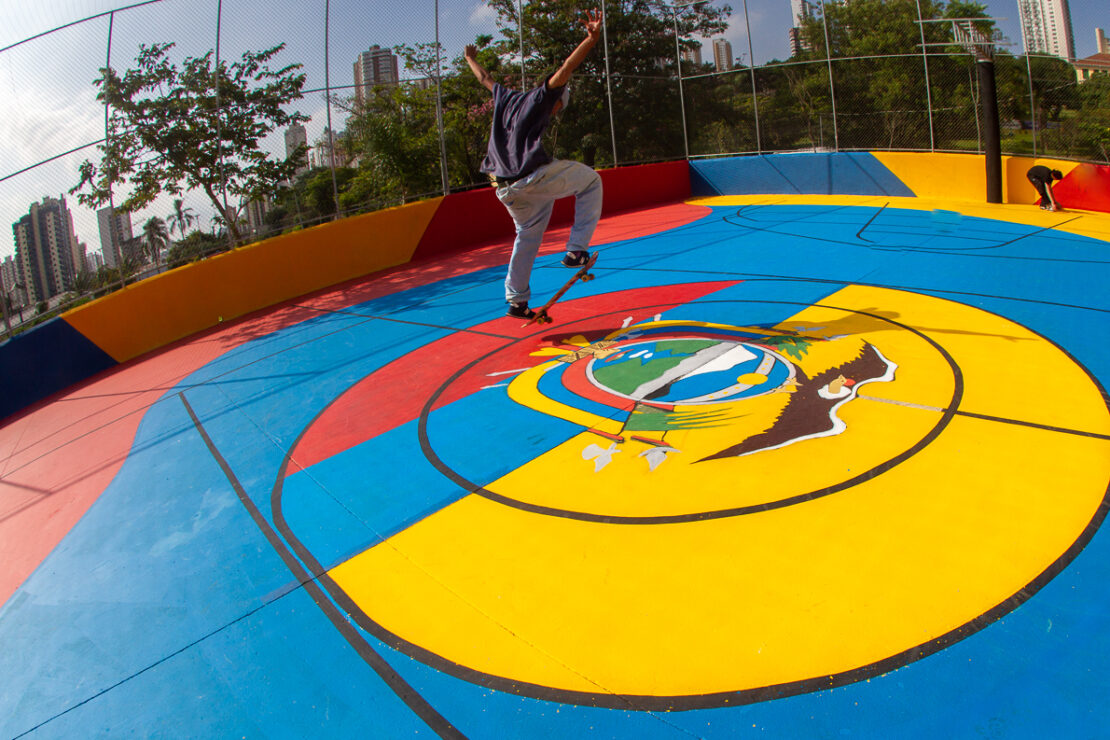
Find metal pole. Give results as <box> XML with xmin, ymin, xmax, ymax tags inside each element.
<box><xmin>601</xmin><ymin>0</ymin><xmax>618</xmax><ymax>166</ymax></box>
<box><xmin>106</xmin><ymin>11</ymin><xmax>126</xmax><ymax>292</ymax></box>
<box><xmin>1025</xmin><ymin>52</ymin><xmax>1037</xmax><ymax>158</ymax></box>
<box><xmin>215</xmin><ymin>0</ymin><xmax>235</xmax><ymax>248</ymax></box>
<box><xmin>742</xmin><ymin>0</ymin><xmax>761</xmax><ymax>153</ymax></box>
<box><xmin>971</xmin><ymin>64</ymin><xmax>981</xmax><ymax>152</ymax></box>
<box><xmin>817</xmin><ymin>0</ymin><xmax>839</xmax><ymax>150</ymax></box>
<box><xmin>672</xmin><ymin>10</ymin><xmax>689</xmax><ymax>160</ymax></box>
<box><xmin>324</xmin><ymin>0</ymin><xmax>340</xmax><ymax>218</ymax></box>
<box><xmin>979</xmin><ymin>58</ymin><xmax>1002</xmax><ymax>203</ymax></box>
<box><xmin>434</xmin><ymin>0</ymin><xmax>449</xmax><ymax>194</ymax></box>
<box><xmin>914</xmin><ymin>0</ymin><xmax>936</xmax><ymax>151</ymax></box>
<box><xmin>518</xmin><ymin>0</ymin><xmax>526</xmax><ymax>87</ymax></box>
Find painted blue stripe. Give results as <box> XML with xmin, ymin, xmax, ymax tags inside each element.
<box><xmin>690</xmin><ymin>153</ymin><xmax>914</xmax><ymax>197</ymax></box>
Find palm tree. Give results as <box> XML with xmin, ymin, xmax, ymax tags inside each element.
<box><xmin>166</xmin><ymin>198</ymin><xmax>198</xmax><ymax>240</ymax></box>
<box><xmin>142</xmin><ymin>216</ymin><xmax>170</xmax><ymax>268</ymax></box>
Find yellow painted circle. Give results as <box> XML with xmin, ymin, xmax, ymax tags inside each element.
<box><xmin>331</xmin><ymin>286</ymin><xmax>1110</xmax><ymax>705</ymax></box>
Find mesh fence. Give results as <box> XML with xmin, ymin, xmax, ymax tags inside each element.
<box><xmin>1</xmin><ymin>1</ymin><xmax>1107</xmax><ymax>339</ymax></box>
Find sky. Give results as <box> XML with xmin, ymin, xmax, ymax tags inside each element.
<box><xmin>0</xmin><ymin>0</ymin><xmax>1105</xmax><ymax>264</ymax></box>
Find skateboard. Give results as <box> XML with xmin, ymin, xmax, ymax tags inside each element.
<box><xmin>524</xmin><ymin>252</ymin><xmax>598</xmax><ymax>327</ymax></box>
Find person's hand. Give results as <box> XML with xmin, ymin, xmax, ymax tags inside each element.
<box><xmin>464</xmin><ymin>44</ymin><xmax>478</xmax><ymax>60</ymax></box>
<box><xmin>581</xmin><ymin>9</ymin><xmax>602</xmax><ymax>39</ymax></box>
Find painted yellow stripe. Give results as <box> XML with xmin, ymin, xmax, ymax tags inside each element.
<box><xmin>871</xmin><ymin>152</ymin><xmax>1081</xmax><ymax>205</ymax></box>
<box><xmin>688</xmin><ymin>192</ymin><xmax>1110</xmax><ymax>243</ymax></box>
<box><xmin>329</xmin><ymin>286</ymin><xmax>1110</xmax><ymax>698</ymax></box>
<box><xmin>507</xmin><ymin>361</ymin><xmax>622</xmax><ymax>435</ymax></box>
<box><xmin>63</xmin><ymin>198</ymin><xmax>443</xmax><ymax>363</ymax></box>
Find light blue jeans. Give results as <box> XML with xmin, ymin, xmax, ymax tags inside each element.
<box><xmin>494</xmin><ymin>159</ymin><xmax>603</xmax><ymax>304</ymax></box>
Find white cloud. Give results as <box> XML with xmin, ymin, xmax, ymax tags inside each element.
<box><xmin>468</xmin><ymin>2</ymin><xmax>497</xmax><ymax>29</ymax></box>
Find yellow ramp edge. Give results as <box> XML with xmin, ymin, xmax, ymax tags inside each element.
<box><xmin>64</xmin><ymin>197</ymin><xmax>443</xmax><ymax>363</ymax></box>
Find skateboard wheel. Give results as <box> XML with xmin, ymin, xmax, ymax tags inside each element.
<box><xmin>582</xmin><ymin>273</ymin><xmax>594</xmax><ymax>282</ymax></box>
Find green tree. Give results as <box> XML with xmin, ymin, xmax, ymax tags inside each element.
<box><xmin>484</xmin><ymin>0</ymin><xmax>730</xmax><ymax>166</ymax></box>
<box><xmin>142</xmin><ymin>216</ymin><xmax>171</xmax><ymax>267</ymax></box>
<box><xmin>790</xmin><ymin>0</ymin><xmax>998</xmax><ymax>151</ymax></box>
<box><xmin>166</xmin><ymin>198</ymin><xmax>198</xmax><ymax>240</ymax></box>
<box><xmin>71</xmin><ymin>42</ymin><xmax>307</xmax><ymax>243</ymax></box>
<box><xmin>165</xmin><ymin>230</ymin><xmax>226</xmax><ymax>269</ymax></box>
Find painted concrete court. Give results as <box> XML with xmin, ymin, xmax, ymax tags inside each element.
<box><xmin>2</xmin><ymin>194</ymin><xmax>1109</xmax><ymax>738</ymax></box>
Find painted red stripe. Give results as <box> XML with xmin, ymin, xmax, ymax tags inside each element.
<box><xmin>289</xmin><ymin>281</ymin><xmax>740</xmax><ymax>472</ymax></box>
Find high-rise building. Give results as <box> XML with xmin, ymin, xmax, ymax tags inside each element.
<box><xmin>681</xmin><ymin>46</ymin><xmax>703</xmax><ymax>68</ymax></box>
<box><xmin>1</xmin><ymin>255</ymin><xmax>24</xmax><ymax>309</ymax></box>
<box><xmin>789</xmin><ymin>0</ymin><xmax>814</xmax><ymax>56</ymax></box>
<box><xmin>97</xmin><ymin>205</ymin><xmax>134</xmax><ymax>269</ymax></box>
<box><xmin>285</xmin><ymin>123</ymin><xmax>309</xmax><ymax>174</ymax></box>
<box><xmin>12</xmin><ymin>196</ymin><xmax>81</xmax><ymax>303</ymax></box>
<box><xmin>713</xmin><ymin>39</ymin><xmax>734</xmax><ymax>72</ymax></box>
<box><xmin>1017</xmin><ymin>0</ymin><xmax>1075</xmax><ymax>60</ymax></box>
<box><xmin>242</xmin><ymin>197</ymin><xmax>270</xmax><ymax>237</ymax></box>
<box><xmin>354</xmin><ymin>45</ymin><xmax>399</xmax><ymax>104</ymax></box>
<box><xmin>1098</xmin><ymin>28</ymin><xmax>1108</xmax><ymax>54</ymax></box>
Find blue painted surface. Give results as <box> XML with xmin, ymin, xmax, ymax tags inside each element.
<box><xmin>2</xmin><ymin>202</ymin><xmax>1108</xmax><ymax>738</ymax></box>
<box><xmin>689</xmin><ymin>153</ymin><xmax>916</xmax><ymax>198</ymax></box>
<box><xmin>0</xmin><ymin>317</ymin><xmax>117</xmax><ymax>422</ymax></box>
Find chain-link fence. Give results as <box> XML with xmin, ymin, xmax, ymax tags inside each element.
<box><xmin>1</xmin><ymin>0</ymin><xmax>1107</xmax><ymax>340</ymax></box>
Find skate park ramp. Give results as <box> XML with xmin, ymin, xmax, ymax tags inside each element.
<box><xmin>2</xmin><ymin>154</ymin><xmax>1109</xmax><ymax>738</ymax></box>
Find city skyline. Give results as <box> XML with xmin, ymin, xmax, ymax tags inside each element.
<box><xmin>0</xmin><ymin>0</ymin><xmax>1105</xmax><ymax>265</ymax></box>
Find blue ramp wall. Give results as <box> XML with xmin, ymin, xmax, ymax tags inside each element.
<box><xmin>0</xmin><ymin>317</ymin><xmax>117</xmax><ymax>422</ymax></box>
<box><xmin>690</xmin><ymin>153</ymin><xmax>916</xmax><ymax>197</ymax></box>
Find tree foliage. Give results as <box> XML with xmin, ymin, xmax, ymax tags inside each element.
<box><xmin>71</xmin><ymin>42</ymin><xmax>307</xmax><ymax>242</ymax></box>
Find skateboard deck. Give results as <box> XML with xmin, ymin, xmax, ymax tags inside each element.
<box><xmin>524</xmin><ymin>253</ymin><xmax>598</xmax><ymax>327</ymax></box>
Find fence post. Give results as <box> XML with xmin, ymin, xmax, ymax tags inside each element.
<box><xmin>914</xmin><ymin>0</ymin><xmax>936</xmax><ymax>151</ymax></box>
<box><xmin>670</xmin><ymin>9</ymin><xmax>689</xmax><ymax>160</ymax></box>
<box><xmin>817</xmin><ymin>0</ymin><xmax>839</xmax><ymax>151</ymax></box>
<box><xmin>105</xmin><ymin>11</ymin><xmax>127</xmax><ymax>292</ymax></box>
<box><xmin>742</xmin><ymin>0</ymin><xmax>761</xmax><ymax>153</ymax></box>
<box><xmin>518</xmin><ymin>0</ymin><xmax>526</xmax><ymax>87</ymax></box>
<box><xmin>324</xmin><ymin>0</ymin><xmax>340</xmax><ymax>219</ymax></box>
<box><xmin>601</xmin><ymin>1</ymin><xmax>618</xmax><ymax>166</ymax></box>
<box><xmin>435</xmin><ymin>0</ymin><xmax>449</xmax><ymax>195</ymax></box>
<box><xmin>1025</xmin><ymin>53</ymin><xmax>1038</xmax><ymax>158</ymax></box>
<box><xmin>215</xmin><ymin>0</ymin><xmax>237</xmax><ymax>249</ymax></box>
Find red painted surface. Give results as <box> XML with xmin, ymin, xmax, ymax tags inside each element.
<box><xmin>289</xmin><ymin>281</ymin><xmax>739</xmax><ymax>473</ymax></box>
<box><xmin>412</xmin><ymin>160</ymin><xmax>692</xmax><ymax>261</ymax></box>
<box><xmin>0</xmin><ymin>200</ymin><xmax>708</xmax><ymax>607</ymax></box>
<box><xmin>1054</xmin><ymin>163</ymin><xmax>1110</xmax><ymax>213</ymax></box>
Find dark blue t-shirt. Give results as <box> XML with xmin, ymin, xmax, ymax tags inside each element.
<box><xmin>480</xmin><ymin>80</ymin><xmax>565</xmax><ymax>180</ymax></box>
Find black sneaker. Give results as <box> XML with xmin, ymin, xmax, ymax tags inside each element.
<box><xmin>507</xmin><ymin>302</ymin><xmax>536</xmax><ymax>319</ymax></box>
<box><xmin>561</xmin><ymin>250</ymin><xmax>591</xmax><ymax>267</ymax></box>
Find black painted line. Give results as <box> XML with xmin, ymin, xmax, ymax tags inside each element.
<box><xmin>266</xmin><ymin>367</ymin><xmax>700</xmax><ymax>727</ymax></box>
<box><xmin>862</xmin><ymin>395</ymin><xmax>1110</xmax><ymax>441</ymax></box>
<box><xmin>180</xmin><ymin>393</ymin><xmax>466</xmax><ymax>740</ymax></box>
<box><xmin>609</xmin><ymin>268</ymin><xmax>1110</xmax><ymax>316</ymax></box>
<box><xmin>991</xmin><ymin>214</ymin><xmax>1085</xmax><ymax>248</ymax></box>
<box><xmin>417</xmin><ymin>299</ymin><xmax>963</xmax><ymax>526</ymax></box>
<box><xmin>954</xmin><ymin>410</ymin><xmax>1110</xmax><ymax>440</ymax></box>
<box><xmin>258</xmin><ymin>278</ymin><xmax>1110</xmax><ymax>714</ymax></box>
<box><xmin>855</xmin><ymin>202</ymin><xmax>889</xmax><ymax>242</ymax></box>
<box><xmin>11</xmin><ymin>591</ymin><xmax>284</xmax><ymax>739</ymax></box>
<box><xmin>720</xmin><ymin>209</ymin><xmax>1110</xmax><ymax>263</ymax></box>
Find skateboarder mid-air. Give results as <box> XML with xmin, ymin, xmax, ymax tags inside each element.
<box><xmin>465</xmin><ymin>9</ymin><xmax>604</xmax><ymax>319</ymax></box>
<box><xmin>1026</xmin><ymin>165</ymin><xmax>1062</xmax><ymax>212</ymax></box>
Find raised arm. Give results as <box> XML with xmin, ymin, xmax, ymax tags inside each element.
<box><xmin>464</xmin><ymin>45</ymin><xmax>495</xmax><ymax>92</ymax></box>
<box><xmin>547</xmin><ymin>9</ymin><xmax>602</xmax><ymax>89</ymax></box>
